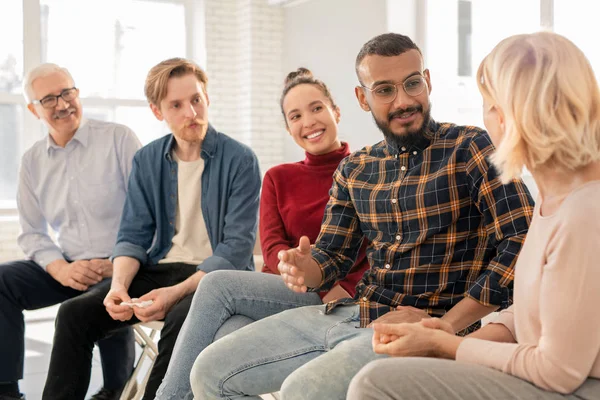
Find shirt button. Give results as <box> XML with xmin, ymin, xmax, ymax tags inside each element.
<box><xmin>395</xmin><ymin>235</ymin><xmax>402</xmax><ymax>241</ymax></box>
<box><xmin>385</xmin><ymin>264</ymin><xmax>391</xmax><ymax>269</ymax></box>
<box><xmin>413</xmin><ymin>151</ymin><xmax>418</xmax><ymax>155</ymax></box>
<box><xmin>391</xmin><ymin>199</ymin><xmax>397</xmax><ymax>204</ymax></box>
<box><xmin>401</xmin><ymin>146</ymin><xmax>406</xmax><ymax>151</ymax></box>
<box><xmin>362</xmin><ymin>297</ymin><xmax>368</xmax><ymax>302</ymax></box>
<box><xmin>401</xmin><ymin>166</ymin><xmax>407</xmax><ymax>171</ymax></box>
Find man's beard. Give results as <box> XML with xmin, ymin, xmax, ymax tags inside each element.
<box><xmin>173</xmin><ymin>123</ymin><xmax>206</xmax><ymax>143</ymax></box>
<box><xmin>373</xmin><ymin>103</ymin><xmax>432</xmax><ymax>150</ymax></box>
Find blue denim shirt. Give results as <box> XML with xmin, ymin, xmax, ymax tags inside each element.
<box><xmin>112</xmin><ymin>124</ymin><xmax>261</xmax><ymax>273</ymax></box>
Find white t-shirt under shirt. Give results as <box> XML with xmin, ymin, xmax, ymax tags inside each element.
<box><xmin>159</xmin><ymin>152</ymin><xmax>213</xmax><ymax>265</ymax></box>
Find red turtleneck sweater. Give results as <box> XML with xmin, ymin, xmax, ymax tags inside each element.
<box><xmin>260</xmin><ymin>142</ymin><xmax>369</xmax><ymax>298</ymax></box>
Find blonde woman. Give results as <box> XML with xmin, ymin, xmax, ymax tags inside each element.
<box><xmin>347</xmin><ymin>31</ymin><xmax>600</xmax><ymax>400</ymax></box>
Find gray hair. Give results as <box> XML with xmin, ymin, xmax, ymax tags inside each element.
<box><xmin>23</xmin><ymin>63</ymin><xmax>75</xmax><ymax>103</ymax></box>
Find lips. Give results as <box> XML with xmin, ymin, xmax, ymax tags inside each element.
<box><xmin>304</xmin><ymin>129</ymin><xmax>324</xmax><ymax>140</ymax></box>
<box><xmin>389</xmin><ymin>106</ymin><xmax>422</xmax><ymax>122</ymax></box>
<box><xmin>53</xmin><ymin>109</ymin><xmax>75</xmax><ymax>120</ymax></box>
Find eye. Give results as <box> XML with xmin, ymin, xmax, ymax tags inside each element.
<box><xmin>405</xmin><ymin>78</ymin><xmax>422</xmax><ymax>88</ymax></box>
<box><xmin>374</xmin><ymin>85</ymin><xmax>395</xmax><ymax>96</ymax></box>
<box><xmin>193</xmin><ymin>97</ymin><xmax>201</xmax><ymax>104</ymax></box>
<box><xmin>289</xmin><ymin>114</ymin><xmax>300</xmax><ymax>121</ymax></box>
<box><xmin>171</xmin><ymin>102</ymin><xmax>180</xmax><ymax>109</ymax></box>
<box><xmin>312</xmin><ymin>105</ymin><xmax>323</xmax><ymax>112</ymax></box>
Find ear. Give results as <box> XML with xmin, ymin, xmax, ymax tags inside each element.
<box><xmin>424</xmin><ymin>69</ymin><xmax>432</xmax><ymax>94</ymax></box>
<box><xmin>150</xmin><ymin>103</ymin><xmax>164</xmax><ymax>121</ymax></box>
<box><xmin>334</xmin><ymin>106</ymin><xmax>341</xmax><ymax>124</ymax></box>
<box><xmin>354</xmin><ymin>86</ymin><xmax>370</xmax><ymax>111</ymax></box>
<box><xmin>27</xmin><ymin>103</ymin><xmax>40</xmax><ymax>119</ymax></box>
<box><xmin>496</xmin><ymin>105</ymin><xmax>506</xmax><ymax>132</ymax></box>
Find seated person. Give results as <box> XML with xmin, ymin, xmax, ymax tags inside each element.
<box><xmin>190</xmin><ymin>33</ymin><xmax>535</xmax><ymax>400</ymax></box>
<box><xmin>348</xmin><ymin>31</ymin><xmax>600</xmax><ymax>400</ymax></box>
<box><xmin>0</xmin><ymin>63</ymin><xmax>140</xmax><ymax>400</ymax></box>
<box><xmin>41</xmin><ymin>58</ymin><xmax>261</xmax><ymax>400</ymax></box>
<box><xmin>156</xmin><ymin>68</ymin><xmax>369</xmax><ymax>399</ymax></box>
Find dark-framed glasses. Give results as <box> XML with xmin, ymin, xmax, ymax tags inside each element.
<box><xmin>32</xmin><ymin>87</ymin><xmax>79</xmax><ymax>109</ymax></box>
<box><xmin>361</xmin><ymin>74</ymin><xmax>427</xmax><ymax>104</ymax></box>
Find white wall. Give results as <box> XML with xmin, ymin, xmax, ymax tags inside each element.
<box><xmin>281</xmin><ymin>0</ymin><xmax>389</xmax><ymax>161</ymax></box>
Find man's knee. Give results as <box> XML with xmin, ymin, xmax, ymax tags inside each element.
<box><xmin>0</xmin><ymin>261</ymin><xmax>22</xmax><ymax>295</ymax></box>
<box><xmin>55</xmin><ymin>296</ymin><xmax>87</xmax><ymax>327</ymax></box>
<box><xmin>196</xmin><ymin>270</ymin><xmax>236</xmax><ymax>297</ymax></box>
<box><xmin>189</xmin><ymin>342</ymin><xmax>223</xmax><ymax>397</ymax></box>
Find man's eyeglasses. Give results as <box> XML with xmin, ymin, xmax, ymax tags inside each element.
<box><xmin>360</xmin><ymin>74</ymin><xmax>428</xmax><ymax>104</ymax></box>
<box><xmin>32</xmin><ymin>87</ymin><xmax>79</xmax><ymax>109</ymax></box>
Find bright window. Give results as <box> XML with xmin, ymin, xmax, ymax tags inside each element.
<box><xmin>0</xmin><ymin>0</ymin><xmax>195</xmax><ymax>205</ymax></box>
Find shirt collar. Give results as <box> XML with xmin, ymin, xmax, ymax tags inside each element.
<box><xmin>46</xmin><ymin>118</ymin><xmax>89</xmax><ymax>153</ymax></box>
<box><xmin>164</xmin><ymin>123</ymin><xmax>218</xmax><ymax>161</ymax></box>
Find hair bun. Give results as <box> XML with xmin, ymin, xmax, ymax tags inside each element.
<box><xmin>284</xmin><ymin>67</ymin><xmax>313</xmax><ymax>84</ymax></box>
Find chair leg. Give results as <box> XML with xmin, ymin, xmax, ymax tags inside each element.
<box><xmin>119</xmin><ymin>325</ymin><xmax>160</xmax><ymax>400</ymax></box>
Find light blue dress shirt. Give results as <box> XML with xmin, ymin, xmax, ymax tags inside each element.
<box><xmin>16</xmin><ymin>118</ymin><xmax>142</xmax><ymax>269</ymax></box>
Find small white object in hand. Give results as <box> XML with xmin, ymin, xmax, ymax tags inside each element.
<box><xmin>121</xmin><ymin>298</ymin><xmax>154</xmax><ymax>308</ymax></box>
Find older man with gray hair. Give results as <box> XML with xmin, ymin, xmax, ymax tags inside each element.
<box><xmin>0</xmin><ymin>63</ymin><xmax>141</xmax><ymax>400</ymax></box>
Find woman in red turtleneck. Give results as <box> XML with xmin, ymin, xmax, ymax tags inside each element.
<box><xmin>260</xmin><ymin>71</ymin><xmax>369</xmax><ymax>299</ymax></box>
<box><xmin>157</xmin><ymin>68</ymin><xmax>369</xmax><ymax>399</ymax></box>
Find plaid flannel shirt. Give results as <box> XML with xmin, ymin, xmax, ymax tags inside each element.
<box><xmin>311</xmin><ymin>120</ymin><xmax>534</xmax><ymax>328</ymax></box>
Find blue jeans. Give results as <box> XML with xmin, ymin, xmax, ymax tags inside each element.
<box><xmin>191</xmin><ymin>303</ymin><xmax>386</xmax><ymax>400</ymax></box>
<box><xmin>155</xmin><ymin>270</ymin><xmax>324</xmax><ymax>400</ymax></box>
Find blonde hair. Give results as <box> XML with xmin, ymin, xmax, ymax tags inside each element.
<box><xmin>23</xmin><ymin>63</ymin><xmax>75</xmax><ymax>104</ymax></box>
<box><xmin>477</xmin><ymin>31</ymin><xmax>600</xmax><ymax>183</ymax></box>
<box><xmin>144</xmin><ymin>58</ymin><xmax>208</xmax><ymax>106</ymax></box>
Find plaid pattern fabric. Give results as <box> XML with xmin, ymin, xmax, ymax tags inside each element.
<box><xmin>311</xmin><ymin>120</ymin><xmax>534</xmax><ymax>328</ymax></box>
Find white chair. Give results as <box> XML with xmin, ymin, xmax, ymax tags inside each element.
<box><xmin>119</xmin><ymin>321</ymin><xmax>164</xmax><ymax>400</ymax></box>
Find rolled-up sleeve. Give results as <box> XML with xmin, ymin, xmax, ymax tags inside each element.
<box><xmin>311</xmin><ymin>159</ymin><xmax>364</xmax><ymax>292</ymax></box>
<box><xmin>465</xmin><ymin>134</ymin><xmax>534</xmax><ymax>308</ymax></box>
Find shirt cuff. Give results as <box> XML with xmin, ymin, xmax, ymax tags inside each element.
<box><xmin>33</xmin><ymin>249</ymin><xmax>66</xmax><ymax>271</ymax></box>
<box><xmin>112</xmin><ymin>242</ymin><xmax>148</xmax><ymax>265</ymax></box>
<box><xmin>466</xmin><ymin>273</ymin><xmax>512</xmax><ymax>309</ymax></box>
<box><xmin>309</xmin><ymin>248</ymin><xmax>337</xmax><ymax>292</ymax></box>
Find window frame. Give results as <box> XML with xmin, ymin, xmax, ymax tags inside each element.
<box><xmin>0</xmin><ymin>0</ymin><xmax>204</xmax><ymax>213</ymax></box>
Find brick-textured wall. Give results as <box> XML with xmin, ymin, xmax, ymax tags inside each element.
<box><xmin>0</xmin><ymin>0</ymin><xmax>285</xmax><ymax>262</ymax></box>
<box><xmin>205</xmin><ymin>0</ymin><xmax>285</xmax><ymax>175</ymax></box>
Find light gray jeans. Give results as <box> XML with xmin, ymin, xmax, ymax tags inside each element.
<box><xmin>347</xmin><ymin>358</ymin><xmax>600</xmax><ymax>400</ymax></box>
<box><xmin>191</xmin><ymin>303</ymin><xmax>386</xmax><ymax>400</ymax></box>
<box><xmin>155</xmin><ymin>270</ymin><xmax>324</xmax><ymax>400</ymax></box>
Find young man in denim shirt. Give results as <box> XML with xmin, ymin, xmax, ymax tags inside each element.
<box><xmin>42</xmin><ymin>58</ymin><xmax>261</xmax><ymax>400</ymax></box>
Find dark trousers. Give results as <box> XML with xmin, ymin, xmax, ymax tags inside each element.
<box><xmin>0</xmin><ymin>259</ymin><xmax>134</xmax><ymax>389</ymax></box>
<box><xmin>42</xmin><ymin>262</ymin><xmax>197</xmax><ymax>400</ymax></box>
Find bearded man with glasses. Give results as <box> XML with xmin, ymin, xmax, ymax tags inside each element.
<box><xmin>190</xmin><ymin>33</ymin><xmax>536</xmax><ymax>400</ymax></box>
<box><xmin>0</xmin><ymin>63</ymin><xmax>141</xmax><ymax>400</ymax></box>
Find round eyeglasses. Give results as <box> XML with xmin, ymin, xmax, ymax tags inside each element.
<box><xmin>360</xmin><ymin>74</ymin><xmax>427</xmax><ymax>104</ymax></box>
<box><xmin>32</xmin><ymin>87</ymin><xmax>79</xmax><ymax>109</ymax></box>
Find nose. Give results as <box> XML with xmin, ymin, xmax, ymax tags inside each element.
<box><xmin>56</xmin><ymin>96</ymin><xmax>69</xmax><ymax>110</ymax></box>
<box><xmin>391</xmin><ymin>83</ymin><xmax>414</xmax><ymax>111</ymax></box>
<box><xmin>184</xmin><ymin>103</ymin><xmax>197</xmax><ymax>119</ymax></box>
<box><xmin>303</xmin><ymin>114</ymin><xmax>317</xmax><ymax>128</ymax></box>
